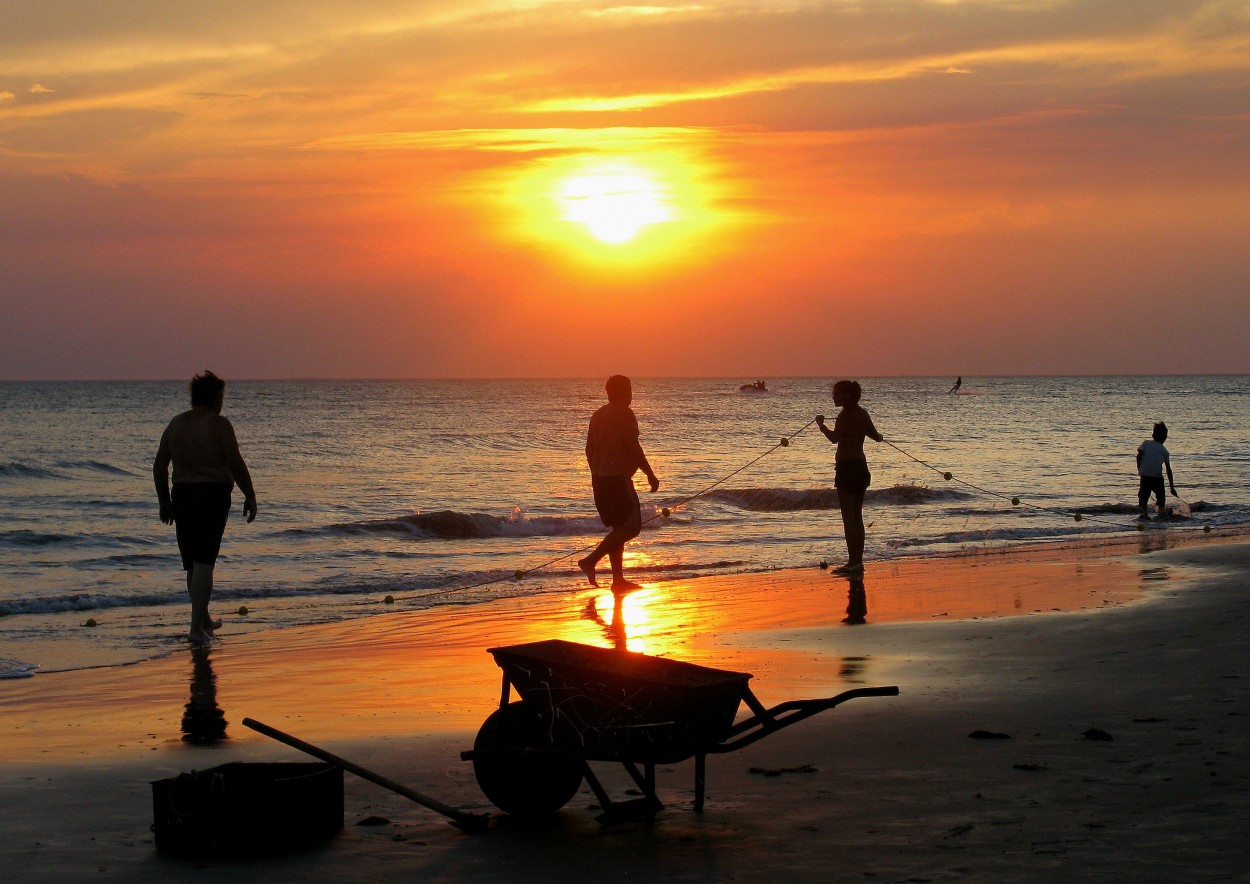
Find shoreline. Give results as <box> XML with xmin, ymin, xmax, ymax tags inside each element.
<box><xmin>1</xmin><ymin>528</ymin><xmax>1242</xmax><ymax>762</ymax></box>
<box><xmin>4</xmin><ymin>522</ymin><xmax>1242</xmax><ymax>680</ymax></box>
<box><xmin>2</xmin><ymin>531</ymin><xmax>1248</xmax><ymax>881</ymax></box>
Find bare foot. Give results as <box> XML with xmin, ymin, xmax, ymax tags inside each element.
<box><xmin>187</xmin><ymin>629</ymin><xmax>218</xmax><ymax>645</ymax></box>
<box><xmin>578</xmin><ymin>557</ymin><xmax>599</xmax><ymax>587</ymax></box>
<box><xmin>831</xmin><ymin>562</ymin><xmax>864</xmax><ymax>575</ymax></box>
<box><xmin>611</xmin><ymin>579</ymin><xmax>642</xmax><ymax>595</ymax></box>
<box><xmin>207</xmin><ymin>618</ymin><xmax>223</xmax><ymax>631</ymax></box>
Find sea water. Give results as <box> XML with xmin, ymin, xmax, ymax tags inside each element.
<box><xmin>1</xmin><ymin>376</ymin><xmax>1246</xmax><ymax>676</ymax></box>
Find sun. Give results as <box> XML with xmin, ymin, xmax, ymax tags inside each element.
<box><xmin>486</xmin><ymin>138</ymin><xmax>742</xmax><ymax>271</ymax></box>
<box><xmin>558</xmin><ymin>170</ymin><xmax>672</xmax><ymax>244</ymax></box>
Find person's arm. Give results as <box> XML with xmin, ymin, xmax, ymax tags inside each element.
<box><xmin>625</xmin><ymin>409</ymin><xmax>658</xmax><ymax>492</ymax></box>
<box><xmin>219</xmin><ymin>418</ymin><xmax>257</xmax><ymax>523</ymax></box>
<box><xmin>153</xmin><ymin>428</ymin><xmax>173</xmax><ymax>524</ymax></box>
<box><xmin>864</xmin><ymin>411</ymin><xmax>883</xmax><ymax>443</ymax></box>
<box><xmin>1136</xmin><ymin>447</ymin><xmax>1144</xmax><ymax>471</ymax></box>
<box><xmin>637</xmin><ymin>446</ymin><xmax>659</xmax><ymax>492</ymax></box>
<box><xmin>818</xmin><ymin>408</ymin><xmax>874</xmax><ymax>443</ymax></box>
<box><xmin>585</xmin><ymin>411</ymin><xmax>599</xmax><ymax>469</ymax></box>
<box><xmin>815</xmin><ymin>412</ymin><xmax>835</xmax><ymax>442</ymax></box>
<box><xmin>1165</xmin><ymin>461</ymin><xmax>1176</xmax><ymax>494</ymax></box>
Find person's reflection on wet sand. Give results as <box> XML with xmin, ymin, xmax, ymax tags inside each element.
<box><xmin>839</xmin><ymin>656</ymin><xmax>868</xmax><ymax>681</ymax></box>
<box><xmin>181</xmin><ymin>644</ymin><xmax>227</xmax><ymax>743</ymax></box>
<box><xmin>1137</xmin><ymin>533</ymin><xmax>1169</xmax><ymax>555</ymax></box>
<box><xmin>843</xmin><ymin>576</ymin><xmax>867</xmax><ymax>625</ymax></box>
<box><xmin>580</xmin><ymin>594</ymin><xmax>628</xmax><ymax>650</ymax></box>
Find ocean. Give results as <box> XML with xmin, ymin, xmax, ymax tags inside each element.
<box><xmin>1</xmin><ymin>376</ymin><xmax>1246</xmax><ymax>677</ymax></box>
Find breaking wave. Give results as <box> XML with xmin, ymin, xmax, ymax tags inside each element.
<box><xmin>0</xmin><ymin>462</ymin><xmax>62</xmax><ymax>479</ymax></box>
<box><xmin>1</xmin><ymin>459</ymin><xmax>137</xmax><ymax>479</ymax></box>
<box><xmin>887</xmin><ymin>524</ymin><xmax>1116</xmax><ymax>548</ymax></box>
<box><xmin>56</xmin><ymin>460</ymin><xmax>138</xmax><ymax>477</ymax></box>
<box><xmin>323</xmin><ymin>509</ymin><xmax>607</xmax><ymax>540</ymax></box>
<box><xmin>0</xmin><ymin>530</ymin><xmax>80</xmax><ymax>548</ymax></box>
<box><xmin>704</xmin><ymin>484</ymin><xmax>972</xmax><ymax>512</ymax></box>
<box><xmin>0</xmin><ymin>658</ymin><xmax>38</xmax><ymax>679</ymax></box>
<box><xmin>0</xmin><ymin>556</ymin><xmax>749</xmax><ymax>619</ymax></box>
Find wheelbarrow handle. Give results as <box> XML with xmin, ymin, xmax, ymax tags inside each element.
<box><xmin>761</xmin><ymin>685</ymin><xmax>900</xmax><ymax>717</ymax></box>
<box><xmin>718</xmin><ymin>685</ymin><xmax>900</xmax><ymax>751</ymax></box>
<box><xmin>837</xmin><ymin>686</ymin><xmax>900</xmax><ymax>699</ymax></box>
<box><xmin>242</xmin><ymin>717</ymin><xmax>490</xmax><ymax>834</ymax></box>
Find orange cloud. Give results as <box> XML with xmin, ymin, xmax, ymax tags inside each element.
<box><xmin>0</xmin><ymin>0</ymin><xmax>1247</xmax><ymax>378</ymax></box>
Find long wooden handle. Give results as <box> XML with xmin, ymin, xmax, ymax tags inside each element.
<box><xmin>242</xmin><ymin>717</ymin><xmax>489</xmax><ymax>834</ymax></box>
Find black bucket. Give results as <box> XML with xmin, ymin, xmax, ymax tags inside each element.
<box><xmin>152</xmin><ymin>761</ymin><xmax>343</xmax><ymax>857</ymax></box>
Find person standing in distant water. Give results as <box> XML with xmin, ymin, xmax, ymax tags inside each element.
<box><xmin>578</xmin><ymin>375</ymin><xmax>660</xmax><ymax>592</ymax></box>
<box><xmin>154</xmin><ymin>371</ymin><xmax>257</xmax><ymax>643</ymax></box>
<box><xmin>816</xmin><ymin>380</ymin><xmax>883</xmax><ymax>576</ymax></box>
<box><xmin>1136</xmin><ymin>421</ymin><xmax>1177</xmax><ymax>518</ymax></box>
<box><xmin>949</xmin><ymin>376</ymin><xmax>962</xmax><ymax>394</ymax></box>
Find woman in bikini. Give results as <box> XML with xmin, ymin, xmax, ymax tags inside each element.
<box><xmin>816</xmin><ymin>380</ymin><xmax>882</xmax><ymax>575</ymax></box>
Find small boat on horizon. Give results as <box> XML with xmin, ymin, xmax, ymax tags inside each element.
<box><xmin>739</xmin><ymin>380</ymin><xmax>768</xmax><ymax>393</ymax></box>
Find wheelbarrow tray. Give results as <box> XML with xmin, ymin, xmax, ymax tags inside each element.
<box><xmin>489</xmin><ymin>639</ymin><xmax>753</xmax><ymax>764</ymax></box>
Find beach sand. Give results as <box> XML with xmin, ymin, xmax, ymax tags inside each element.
<box><xmin>2</xmin><ymin>530</ymin><xmax>1248</xmax><ymax>882</ymax></box>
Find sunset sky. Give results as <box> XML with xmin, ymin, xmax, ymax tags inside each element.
<box><xmin>2</xmin><ymin>0</ymin><xmax>1247</xmax><ymax>379</ymax></box>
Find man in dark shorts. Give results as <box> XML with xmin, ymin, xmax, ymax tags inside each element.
<box><xmin>816</xmin><ymin>379</ymin><xmax>883</xmax><ymax>576</ymax></box>
<box><xmin>154</xmin><ymin>371</ymin><xmax>257</xmax><ymax>642</ymax></box>
<box><xmin>577</xmin><ymin>375</ymin><xmax>660</xmax><ymax>592</ymax></box>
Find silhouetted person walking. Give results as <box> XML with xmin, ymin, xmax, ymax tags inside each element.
<box><xmin>578</xmin><ymin>375</ymin><xmax>659</xmax><ymax>592</ymax></box>
<box><xmin>154</xmin><ymin>371</ymin><xmax>256</xmax><ymax>643</ymax></box>
<box><xmin>816</xmin><ymin>380</ymin><xmax>882</xmax><ymax>575</ymax></box>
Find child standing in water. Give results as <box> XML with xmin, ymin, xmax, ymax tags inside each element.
<box><xmin>816</xmin><ymin>380</ymin><xmax>883</xmax><ymax>575</ymax></box>
<box><xmin>1137</xmin><ymin>421</ymin><xmax>1177</xmax><ymax>517</ymax></box>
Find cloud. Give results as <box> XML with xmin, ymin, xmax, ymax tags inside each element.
<box><xmin>1</xmin><ymin>0</ymin><xmax>1247</xmax><ymax>378</ymax></box>
<box><xmin>584</xmin><ymin>5</ymin><xmax>709</xmax><ymax>19</ymax></box>
<box><xmin>6</xmin><ymin>2</ymin><xmax>1247</xmax><ymax>152</ymax></box>
<box><xmin>0</xmin><ymin>108</ymin><xmax>181</xmax><ymax>154</ymax></box>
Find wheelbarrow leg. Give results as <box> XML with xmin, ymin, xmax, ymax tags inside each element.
<box><xmin>742</xmin><ymin>689</ymin><xmax>776</xmax><ymax>727</ymax></box>
<box><xmin>644</xmin><ymin>762</ymin><xmax>658</xmax><ymax>812</ymax></box>
<box><xmin>621</xmin><ymin>761</ymin><xmax>663</xmax><ymax>814</ymax></box>
<box><xmin>581</xmin><ymin>760</ymin><xmax>664</xmax><ymax>822</ymax></box>
<box><xmin>581</xmin><ymin>761</ymin><xmax>613</xmax><ymax>810</ymax></box>
<box><xmin>694</xmin><ymin>753</ymin><xmax>706</xmax><ymax>812</ymax></box>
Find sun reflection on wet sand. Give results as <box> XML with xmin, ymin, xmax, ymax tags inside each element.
<box><xmin>0</xmin><ymin>540</ymin><xmax>1199</xmax><ymax>762</ymax></box>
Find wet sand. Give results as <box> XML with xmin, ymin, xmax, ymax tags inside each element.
<box><xmin>2</xmin><ymin>530</ymin><xmax>1248</xmax><ymax>881</ymax></box>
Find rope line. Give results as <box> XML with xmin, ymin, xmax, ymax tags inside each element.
<box><xmin>400</xmin><ymin>417</ymin><xmax>818</xmax><ymax>602</ymax></box>
<box><xmin>880</xmin><ymin>438</ymin><xmax>1148</xmax><ymax>531</ymax></box>
<box><xmin>397</xmin><ymin>421</ymin><xmax>1199</xmax><ymax>606</ymax></box>
<box><xmin>644</xmin><ymin>417</ymin><xmax>818</xmax><ymax>524</ymax></box>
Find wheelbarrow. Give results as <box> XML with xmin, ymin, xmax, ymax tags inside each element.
<box><xmin>460</xmin><ymin>639</ymin><xmax>899</xmax><ymax>818</ymax></box>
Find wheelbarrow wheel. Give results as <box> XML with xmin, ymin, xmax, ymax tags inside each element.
<box><xmin>472</xmin><ymin>701</ymin><xmax>583</xmax><ymax>816</ymax></box>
